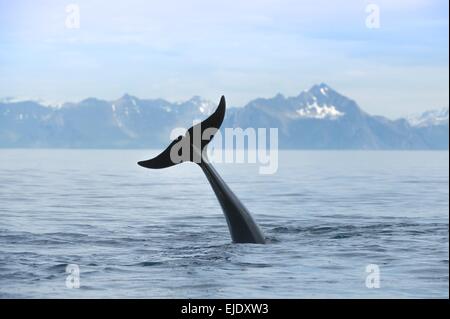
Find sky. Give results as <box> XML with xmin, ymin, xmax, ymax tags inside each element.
<box><xmin>0</xmin><ymin>0</ymin><xmax>448</xmax><ymax>118</ymax></box>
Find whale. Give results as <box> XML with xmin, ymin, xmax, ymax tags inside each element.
<box><xmin>138</xmin><ymin>96</ymin><xmax>266</xmax><ymax>244</ymax></box>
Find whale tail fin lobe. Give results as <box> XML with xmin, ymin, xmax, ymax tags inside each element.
<box><xmin>137</xmin><ymin>96</ymin><xmax>226</xmax><ymax>169</ymax></box>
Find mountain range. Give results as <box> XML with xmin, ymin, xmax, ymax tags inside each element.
<box><xmin>0</xmin><ymin>83</ymin><xmax>448</xmax><ymax>149</ymax></box>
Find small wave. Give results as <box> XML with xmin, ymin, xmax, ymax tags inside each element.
<box><xmin>270</xmin><ymin>221</ymin><xmax>449</xmax><ymax>239</ymax></box>
<box><xmin>47</xmin><ymin>263</ymin><xmax>70</xmax><ymax>272</ymax></box>
<box><xmin>331</xmin><ymin>233</ymin><xmax>361</xmax><ymax>239</ymax></box>
<box><xmin>233</xmin><ymin>261</ymin><xmax>272</xmax><ymax>268</ymax></box>
<box><xmin>131</xmin><ymin>261</ymin><xmax>164</xmax><ymax>267</ymax></box>
<box><xmin>264</xmin><ymin>236</ymin><xmax>281</xmax><ymax>244</ymax></box>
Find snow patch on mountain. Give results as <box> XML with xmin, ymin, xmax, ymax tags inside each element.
<box><xmin>407</xmin><ymin>108</ymin><xmax>449</xmax><ymax>127</ymax></box>
<box><xmin>197</xmin><ymin>101</ymin><xmax>215</xmax><ymax>115</ymax></box>
<box><xmin>1</xmin><ymin>97</ymin><xmax>64</xmax><ymax>108</ymax></box>
<box><xmin>296</xmin><ymin>102</ymin><xmax>344</xmax><ymax>119</ymax></box>
<box><xmin>187</xmin><ymin>96</ymin><xmax>216</xmax><ymax>115</ymax></box>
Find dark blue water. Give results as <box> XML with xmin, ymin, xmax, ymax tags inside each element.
<box><xmin>0</xmin><ymin>150</ymin><xmax>448</xmax><ymax>298</ymax></box>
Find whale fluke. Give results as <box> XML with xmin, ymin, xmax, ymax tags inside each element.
<box><xmin>138</xmin><ymin>96</ymin><xmax>266</xmax><ymax>244</ymax></box>
<box><xmin>138</xmin><ymin>96</ymin><xmax>225</xmax><ymax>169</ymax></box>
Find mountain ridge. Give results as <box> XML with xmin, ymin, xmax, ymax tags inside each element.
<box><xmin>1</xmin><ymin>84</ymin><xmax>448</xmax><ymax>149</ymax></box>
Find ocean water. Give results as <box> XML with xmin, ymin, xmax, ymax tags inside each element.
<box><xmin>0</xmin><ymin>150</ymin><xmax>448</xmax><ymax>298</ymax></box>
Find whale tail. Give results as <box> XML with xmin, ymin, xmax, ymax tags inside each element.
<box><xmin>138</xmin><ymin>96</ymin><xmax>226</xmax><ymax>169</ymax></box>
<box><xmin>137</xmin><ymin>95</ymin><xmax>265</xmax><ymax>244</ymax></box>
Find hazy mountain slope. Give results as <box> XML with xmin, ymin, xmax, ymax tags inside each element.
<box><xmin>0</xmin><ymin>84</ymin><xmax>448</xmax><ymax>149</ymax></box>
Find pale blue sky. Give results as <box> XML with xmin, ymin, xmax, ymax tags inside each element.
<box><xmin>0</xmin><ymin>0</ymin><xmax>448</xmax><ymax>117</ymax></box>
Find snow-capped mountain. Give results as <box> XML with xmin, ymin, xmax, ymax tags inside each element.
<box><xmin>0</xmin><ymin>96</ymin><xmax>64</xmax><ymax>108</ymax></box>
<box><xmin>0</xmin><ymin>84</ymin><xmax>448</xmax><ymax>149</ymax></box>
<box><xmin>407</xmin><ymin>107</ymin><xmax>449</xmax><ymax>127</ymax></box>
